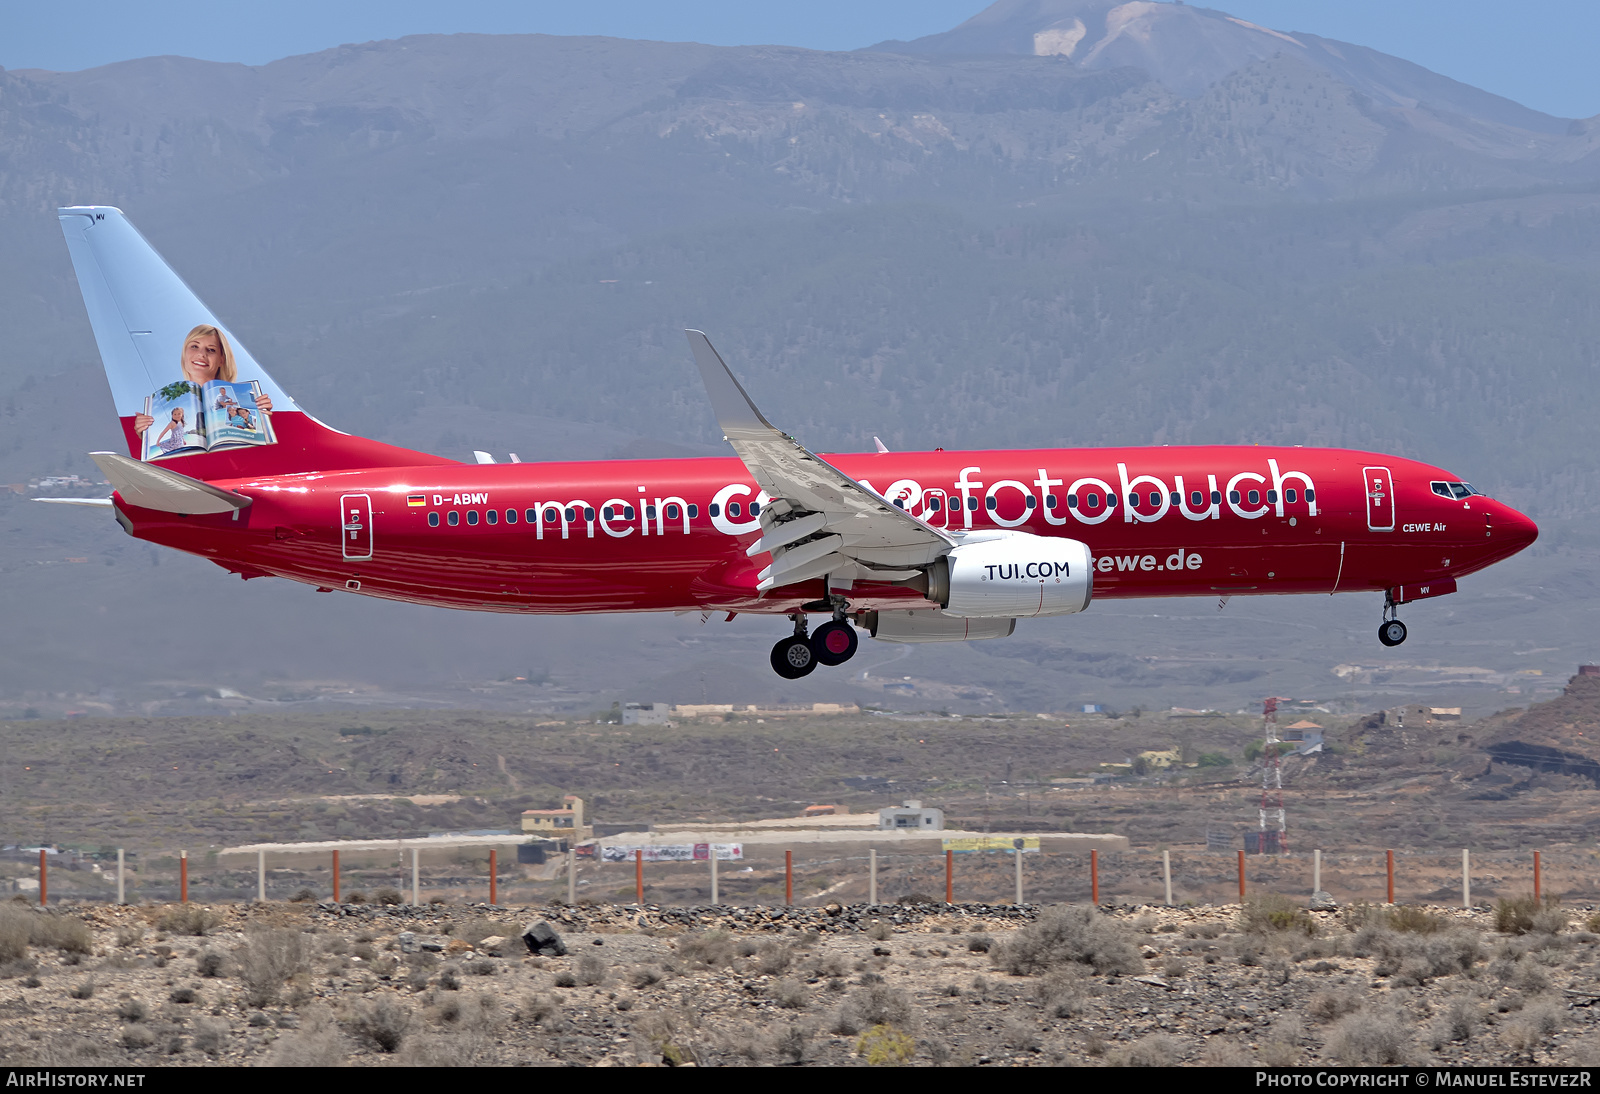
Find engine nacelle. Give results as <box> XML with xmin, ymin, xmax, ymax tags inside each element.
<box><xmin>927</xmin><ymin>532</ymin><xmax>1093</xmax><ymax>619</ymax></box>
<box><xmin>866</xmin><ymin>610</ymin><xmax>1016</xmax><ymax>644</ymax></box>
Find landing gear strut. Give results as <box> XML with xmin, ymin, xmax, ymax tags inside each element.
<box><xmin>1377</xmin><ymin>592</ymin><xmax>1408</xmax><ymax>647</ymax></box>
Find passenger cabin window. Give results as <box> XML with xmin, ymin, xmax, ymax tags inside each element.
<box><xmin>708</xmin><ymin>503</ymin><xmax>720</xmax><ymax>517</ymax></box>
<box><xmin>1190</xmin><ymin>491</ymin><xmax>1203</xmax><ymax>506</ymax></box>
<box><xmin>727</xmin><ymin>502</ymin><xmax>741</xmax><ymax>518</ymax></box>
<box><xmin>1285</xmin><ymin>489</ymin><xmax>1297</xmax><ymax>503</ymax></box>
<box><xmin>525</xmin><ymin>509</ymin><xmax>538</xmax><ymax>524</ymax></box>
<box><xmin>967</xmin><ymin>497</ymin><xmax>978</xmax><ymax>511</ymax></box>
<box><xmin>687</xmin><ymin>504</ymin><xmax>698</xmax><ymax>518</ymax></box>
<box><xmin>1229</xmin><ymin>491</ymin><xmax>1241</xmax><ymax>504</ymax></box>
<box><xmin>1211</xmin><ymin>491</ymin><xmax>1222</xmax><ymax>504</ymax></box>
<box><xmin>486</xmin><ymin>509</ymin><xmax>498</xmax><ymax>525</ymax></box>
<box><xmin>584</xmin><ymin>507</ymin><xmax>596</xmax><ymax>521</ymax></box>
<box><xmin>749</xmin><ymin>502</ymin><xmax>760</xmax><ymax>516</ymax></box>
<box><xmin>646</xmin><ymin>505</ymin><xmax>657</xmax><ymax>520</ymax></box>
<box><xmin>1266</xmin><ymin>490</ymin><xmax>1278</xmax><ymax>504</ymax></box>
<box><xmin>564</xmin><ymin>508</ymin><xmax>576</xmax><ymax>522</ymax></box>
<box><xmin>986</xmin><ymin>497</ymin><xmax>997</xmax><ymax>511</ymax></box>
<box><xmin>929</xmin><ymin>497</ymin><xmax>942</xmax><ymax>511</ymax></box>
<box><xmin>1025</xmin><ymin>495</ymin><xmax>1036</xmax><ymax>509</ymax></box>
<box><xmin>505</xmin><ymin>509</ymin><xmax>517</xmax><ymax>524</ymax></box>
<box><xmin>1148</xmin><ymin>491</ymin><xmax>1160</xmax><ymax>506</ymax></box>
<box><xmin>428</xmin><ymin>512</ymin><xmax>440</xmax><ymax>527</ymax></box>
<box><xmin>664</xmin><ymin>504</ymin><xmax>680</xmax><ymax>519</ymax></box>
<box><xmin>624</xmin><ymin>505</ymin><xmax>635</xmax><ymax>520</ymax></box>
<box><xmin>466</xmin><ymin>511</ymin><xmax>479</xmax><ymax>526</ymax></box>
<box><xmin>1305</xmin><ymin>489</ymin><xmax>1315</xmax><ymax>502</ymax></box>
<box><xmin>545</xmin><ymin>508</ymin><xmax>559</xmax><ymax>523</ymax></box>
<box><xmin>447</xmin><ymin>511</ymin><xmax>459</xmax><ymax>526</ymax></box>
<box><xmin>1247</xmin><ymin>490</ymin><xmax>1260</xmax><ymax>505</ymax></box>
<box><xmin>1045</xmin><ymin>495</ymin><xmax>1056</xmax><ymax>509</ymax></box>
<box><xmin>602</xmin><ymin>507</ymin><xmax>614</xmax><ymax>520</ymax></box>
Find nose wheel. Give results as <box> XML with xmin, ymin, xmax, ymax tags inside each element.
<box><xmin>1377</xmin><ymin>591</ymin><xmax>1407</xmax><ymax>647</ymax></box>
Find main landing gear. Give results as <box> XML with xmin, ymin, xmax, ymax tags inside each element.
<box><xmin>1378</xmin><ymin>591</ymin><xmax>1408</xmax><ymax>647</ymax></box>
<box><xmin>769</xmin><ymin>607</ymin><xmax>861</xmax><ymax>679</ymax></box>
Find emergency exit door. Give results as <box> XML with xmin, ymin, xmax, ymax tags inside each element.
<box><xmin>1362</xmin><ymin>467</ymin><xmax>1394</xmax><ymax>532</ymax></box>
<box><xmin>341</xmin><ymin>494</ymin><xmax>373</xmax><ymax>559</ymax></box>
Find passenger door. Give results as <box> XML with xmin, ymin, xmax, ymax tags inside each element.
<box><xmin>340</xmin><ymin>494</ymin><xmax>373</xmax><ymax>560</ymax></box>
<box><xmin>1362</xmin><ymin>467</ymin><xmax>1394</xmax><ymax>532</ymax></box>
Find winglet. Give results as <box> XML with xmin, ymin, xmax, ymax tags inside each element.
<box><xmin>685</xmin><ymin>330</ymin><xmax>776</xmax><ymax>439</ymax></box>
<box><xmin>90</xmin><ymin>451</ymin><xmax>251</xmax><ymax>515</ymax></box>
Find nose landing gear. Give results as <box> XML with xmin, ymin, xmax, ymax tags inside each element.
<box><xmin>1377</xmin><ymin>592</ymin><xmax>1408</xmax><ymax>647</ymax></box>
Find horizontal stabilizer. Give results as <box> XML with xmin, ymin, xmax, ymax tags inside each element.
<box><xmin>90</xmin><ymin>451</ymin><xmax>251</xmax><ymax>515</ymax></box>
<box><xmin>33</xmin><ymin>497</ymin><xmax>114</xmax><ymax>507</ymax></box>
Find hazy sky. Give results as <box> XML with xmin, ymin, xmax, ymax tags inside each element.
<box><xmin>4</xmin><ymin>1</ymin><xmax>1597</xmax><ymax>119</ymax></box>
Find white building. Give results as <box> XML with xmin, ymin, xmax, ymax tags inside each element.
<box><xmin>878</xmin><ymin>799</ymin><xmax>944</xmax><ymax>831</ymax></box>
<box><xmin>622</xmin><ymin>702</ymin><xmax>670</xmax><ymax>726</ymax></box>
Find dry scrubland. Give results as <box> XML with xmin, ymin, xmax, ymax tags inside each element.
<box><xmin>0</xmin><ymin>894</ymin><xmax>1598</xmax><ymax>1066</ymax></box>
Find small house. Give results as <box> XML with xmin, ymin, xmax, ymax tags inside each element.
<box><xmin>878</xmin><ymin>799</ymin><xmax>944</xmax><ymax>831</ymax></box>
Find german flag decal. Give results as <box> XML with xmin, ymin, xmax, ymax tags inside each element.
<box><xmin>407</xmin><ymin>495</ymin><xmax>427</xmax><ymax>507</ymax></box>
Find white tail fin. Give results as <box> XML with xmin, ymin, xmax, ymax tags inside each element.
<box><xmin>57</xmin><ymin>207</ymin><xmax>296</xmax><ymax>419</ymax></box>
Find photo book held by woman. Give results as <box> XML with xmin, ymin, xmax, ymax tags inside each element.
<box><xmin>141</xmin><ymin>379</ymin><xmax>277</xmax><ymax>461</ymax></box>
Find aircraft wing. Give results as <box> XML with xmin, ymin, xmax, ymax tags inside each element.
<box><xmin>686</xmin><ymin>330</ymin><xmax>953</xmax><ymax>593</ymax></box>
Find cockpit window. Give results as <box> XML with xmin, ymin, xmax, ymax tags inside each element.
<box><xmin>1431</xmin><ymin>481</ymin><xmax>1483</xmax><ymax>499</ymax></box>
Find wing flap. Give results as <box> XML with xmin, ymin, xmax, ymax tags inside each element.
<box><xmin>686</xmin><ymin>330</ymin><xmax>952</xmax><ymax>593</ymax></box>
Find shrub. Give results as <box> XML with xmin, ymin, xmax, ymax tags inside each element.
<box><xmin>1430</xmin><ymin>998</ymin><xmax>1481</xmax><ymax>1046</ymax></box>
<box><xmin>865</xmin><ymin>922</ymin><xmax>891</xmax><ymax>942</ymax></box>
<box><xmin>1033</xmin><ymin>967</ymin><xmax>1091</xmax><ymax>1018</ymax></box>
<box><xmin>991</xmin><ymin>904</ymin><xmax>1141</xmax><ymax>976</ymax></box>
<box><xmin>1197</xmin><ymin>752</ymin><xmax>1232</xmax><ymax>767</ymax></box>
<box><xmin>288</xmin><ymin>888</ymin><xmax>317</xmax><ymax>903</ymax></box>
<box><xmin>966</xmin><ymin>934</ymin><xmax>993</xmax><ymax>953</ymax></box>
<box><xmin>576</xmin><ymin>953</ymin><xmax>607</xmax><ymax>986</ymax></box>
<box><xmin>191</xmin><ymin>1018</ymin><xmax>227</xmax><ymax>1056</ymax></box>
<box><xmin>115</xmin><ymin>999</ymin><xmax>147</xmax><ymax>1023</ymax></box>
<box><xmin>169</xmin><ymin>987</ymin><xmax>197</xmax><ymax>1004</ymax></box>
<box><xmin>1362</xmin><ymin>927</ymin><xmax>1481</xmax><ymax>984</ymax></box>
<box><xmin>1325</xmin><ymin>1007</ymin><xmax>1415</xmax><ymax>1065</ymax></box>
<box><xmin>756</xmin><ymin>942</ymin><xmax>792</xmax><ymax>976</ymax></box>
<box><xmin>518</xmin><ymin>993</ymin><xmax>558</xmax><ymax>1025</ymax></box>
<box><xmin>196</xmin><ymin>951</ymin><xmax>226</xmax><ymax>978</ymax></box>
<box><xmin>345</xmin><ymin>891</ymin><xmax>368</xmax><ymax>905</ymax></box>
<box><xmin>1240</xmin><ymin>894</ymin><xmax>1316</xmax><ymax>936</ymax></box>
<box><xmin>345</xmin><ymin>997</ymin><xmax>411</xmax><ymax>1053</ymax></box>
<box><xmin>238</xmin><ymin>929</ymin><xmax>313</xmax><ymax>1007</ymax></box>
<box><xmin>770</xmin><ymin>978</ymin><xmax>809</xmax><ymax>1009</ymax></box>
<box><xmin>857</xmin><ymin>1024</ymin><xmax>915</xmax><ymax>1065</ymax></box>
<box><xmin>157</xmin><ymin>905</ymin><xmax>220</xmax><ymax>937</ymax></box>
<box><xmin>28</xmin><ymin>912</ymin><xmax>92</xmax><ymax>954</ymax></box>
<box><xmin>1497</xmin><ymin>895</ymin><xmax>1566</xmax><ymax>935</ymax></box>
<box><xmin>675</xmin><ymin>931</ymin><xmax>735</xmax><ymax>969</ymax></box>
<box><xmin>1106</xmin><ymin>1033</ymin><xmax>1181</xmax><ymax>1066</ymax></box>
<box><xmin>68</xmin><ymin>978</ymin><xmax>96</xmax><ymax>1000</ymax></box>
<box><xmin>1306</xmin><ymin>989</ymin><xmax>1364</xmax><ymax>1021</ymax></box>
<box><xmin>375</xmin><ymin>887</ymin><xmax>403</xmax><ymax>906</ymax></box>
<box><xmin>120</xmin><ymin>1025</ymin><xmax>155</xmax><ymax>1051</ymax></box>
<box><xmin>841</xmin><ymin>984</ymin><xmax>912</xmax><ymax>1030</ymax></box>
<box><xmin>1387</xmin><ymin>905</ymin><xmax>1447</xmax><ymax>934</ymax></box>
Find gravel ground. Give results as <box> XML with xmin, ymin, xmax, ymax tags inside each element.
<box><xmin>0</xmin><ymin>897</ymin><xmax>1597</xmax><ymax>1066</ymax></box>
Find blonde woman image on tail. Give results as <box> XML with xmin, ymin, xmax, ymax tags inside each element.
<box><xmin>132</xmin><ymin>325</ymin><xmax>272</xmax><ymax>435</ymax></box>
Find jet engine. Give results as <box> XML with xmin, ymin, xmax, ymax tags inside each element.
<box><xmin>923</xmin><ymin>531</ymin><xmax>1093</xmax><ymax>618</ymax></box>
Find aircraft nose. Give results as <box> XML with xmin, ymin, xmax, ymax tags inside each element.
<box><xmin>1497</xmin><ymin>502</ymin><xmax>1539</xmax><ymax>552</ymax></box>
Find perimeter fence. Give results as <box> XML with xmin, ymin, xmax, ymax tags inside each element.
<box><xmin>12</xmin><ymin>843</ymin><xmax>1600</xmax><ymax>911</ymax></box>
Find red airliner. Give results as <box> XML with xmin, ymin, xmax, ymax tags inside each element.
<box><xmin>50</xmin><ymin>207</ymin><xmax>1538</xmax><ymax>678</ymax></box>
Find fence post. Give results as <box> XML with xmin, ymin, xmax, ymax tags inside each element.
<box><xmin>332</xmin><ymin>850</ymin><xmax>340</xmax><ymax>904</ymax></box>
<box><xmin>1091</xmin><ymin>849</ymin><xmax>1099</xmax><ymax>905</ymax></box>
<box><xmin>1534</xmin><ymin>850</ymin><xmax>1542</xmax><ymax>902</ymax></box>
<box><xmin>38</xmin><ymin>849</ymin><xmax>46</xmax><ymax>907</ymax></box>
<box><xmin>869</xmin><ymin>848</ymin><xmax>877</xmax><ymax>905</ymax></box>
<box><xmin>1237</xmin><ymin>849</ymin><xmax>1245</xmax><ymax>903</ymax></box>
<box><xmin>945</xmin><ymin>849</ymin><xmax>954</xmax><ymax>905</ymax></box>
<box><xmin>785</xmin><ymin>849</ymin><xmax>793</xmax><ymax>906</ymax></box>
<box><xmin>634</xmin><ymin>848</ymin><xmax>643</xmax><ymax>904</ymax></box>
<box><xmin>412</xmin><ymin>847</ymin><xmax>421</xmax><ymax>906</ymax></box>
<box><xmin>489</xmin><ymin>849</ymin><xmax>498</xmax><ymax>906</ymax></box>
<box><xmin>117</xmin><ymin>848</ymin><xmax>125</xmax><ymax>906</ymax></box>
<box><xmin>257</xmin><ymin>849</ymin><xmax>265</xmax><ymax>903</ymax></box>
<box><xmin>1015</xmin><ymin>846</ymin><xmax>1023</xmax><ymax>905</ymax></box>
<box><xmin>710</xmin><ymin>847</ymin><xmax>718</xmax><ymax>905</ymax></box>
<box><xmin>1313</xmin><ymin>848</ymin><xmax>1322</xmax><ymax>894</ymax></box>
<box><xmin>1462</xmin><ymin>848</ymin><xmax>1470</xmax><ymax>910</ymax></box>
<box><xmin>1162</xmin><ymin>849</ymin><xmax>1173</xmax><ymax>906</ymax></box>
<box><xmin>180</xmin><ymin>850</ymin><xmax>188</xmax><ymax>904</ymax></box>
<box><xmin>1386</xmin><ymin>849</ymin><xmax>1394</xmax><ymax>904</ymax></box>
